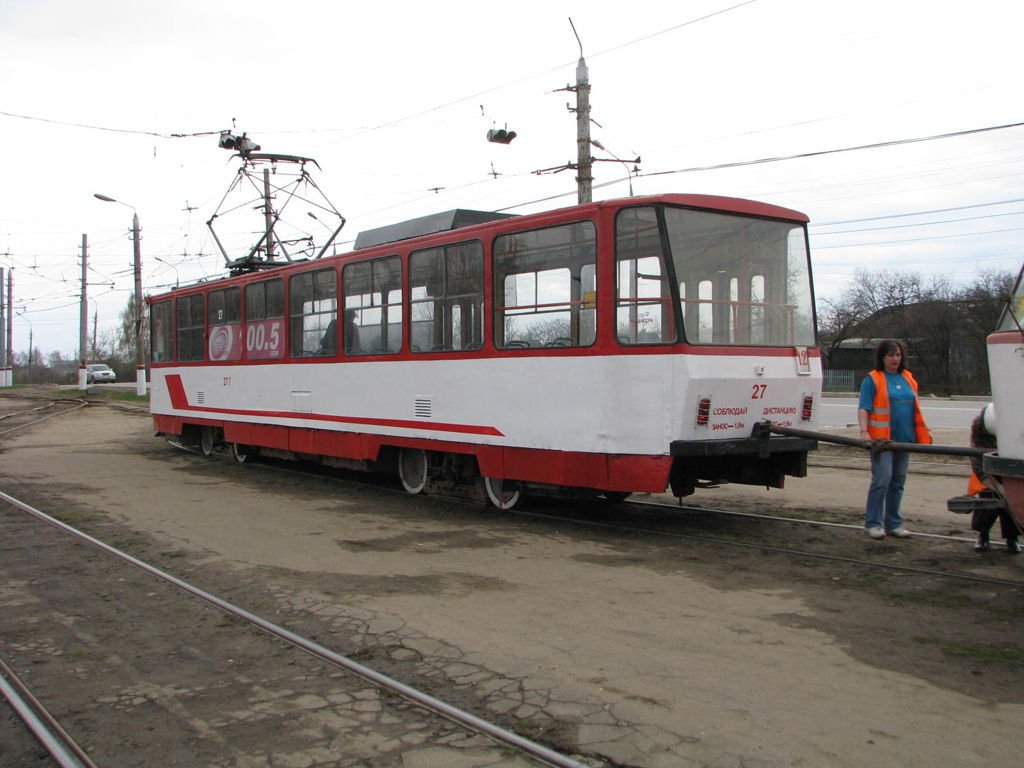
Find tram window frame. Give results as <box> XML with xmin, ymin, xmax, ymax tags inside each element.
<box><xmin>206</xmin><ymin>286</ymin><xmax>243</xmax><ymax>362</ymax></box>
<box><xmin>288</xmin><ymin>268</ymin><xmax>338</xmax><ymax>358</ymax></box>
<box><xmin>175</xmin><ymin>293</ymin><xmax>206</xmax><ymax>362</ymax></box>
<box><xmin>342</xmin><ymin>256</ymin><xmax>403</xmax><ymax>356</ymax></box>
<box><xmin>409</xmin><ymin>240</ymin><xmax>484</xmax><ymax>353</ymax></box>
<box><xmin>150</xmin><ymin>299</ymin><xmax>174</xmax><ymax>364</ymax></box>
<box><xmin>244</xmin><ymin>278</ymin><xmax>286</xmax><ymax>360</ymax></box>
<box><xmin>614</xmin><ymin>206</ymin><xmax>678</xmax><ymax>346</ymax></box>
<box><xmin>492</xmin><ymin>220</ymin><xmax>597</xmax><ymax>350</ymax></box>
<box><xmin>207</xmin><ymin>286</ymin><xmax>241</xmax><ymax>326</ymax></box>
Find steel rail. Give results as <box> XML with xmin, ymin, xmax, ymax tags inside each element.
<box><xmin>0</xmin><ymin>490</ymin><xmax>597</xmax><ymax>768</ymax></box>
<box><xmin>0</xmin><ymin>654</ymin><xmax>96</xmax><ymax>768</ymax></box>
<box><xmin>0</xmin><ymin>401</ymin><xmax>55</xmax><ymax>420</ymax></box>
<box><xmin>0</xmin><ymin>399</ymin><xmax>88</xmax><ymax>436</ymax></box>
<box><xmin>509</xmin><ymin>504</ymin><xmax>1024</xmax><ymax>588</ymax></box>
<box><xmin>629</xmin><ymin>499</ymin><xmax>984</xmax><ymax>544</ymax></box>
<box><xmin>170</xmin><ymin>440</ymin><xmax>1018</xmax><ymax>584</ymax></box>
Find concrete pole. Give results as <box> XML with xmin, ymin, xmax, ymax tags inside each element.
<box><xmin>0</xmin><ymin>267</ymin><xmax>5</xmax><ymax>388</ymax></box>
<box><xmin>575</xmin><ymin>55</ymin><xmax>592</xmax><ymax>205</ymax></box>
<box><xmin>79</xmin><ymin>235</ymin><xmax>88</xmax><ymax>390</ymax></box>
<box><xmin>263</xmin><ymin>168</ymin><xmax>275</xmax><ymax>262</ymax></box>
<box><xmin>5</xmin><ymin>270</ymin><xmax>12</xmax><ymax>387</ymax></box>
<box><xmin>132</xmin><ymin>213</ymin><xmax>146</xmax><ymax>396</ymax></box>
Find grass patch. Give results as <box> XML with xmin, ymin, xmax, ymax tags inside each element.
<box><xmin>879</xmin><ymin>590</ymin><xmax>975</xmax><ymax>610</ymax></box>
<box><xmin>112</xmin><ymin>390</ymin><xmax>149</xmax><ymax>403</ymax></box>
<box><xmin>916</xmin><ymin>636</ymin><xmax>1024</xmax><ymax>665</ymax></box>
<box><xmin>55</xmin><ymin>387</ymin><xmax>150</xmax><ymax>403</ymax></box>
<box><xmin>161</xmin><ymin>549</ymin><xmax>189</xmax><ymax>559</ymax></box>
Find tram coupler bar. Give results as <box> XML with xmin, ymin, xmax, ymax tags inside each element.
<box><xmin>757</xmin><ymin>421</ymin><xmax>987</xmax><ymax>458</ymax></box>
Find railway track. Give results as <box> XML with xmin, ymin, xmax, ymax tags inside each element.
<box><xmin>5</xmin><ymin>394</ymin><xmax>1012</xmax><ymax>594</ymax></box>
<box><xmin>182</xmin><ymin>446</ymin><xmax>1020</xmax><ymax>590</ymax></box>
<box><xmin>3</xmin><ymin>399</ymin><xmax>1022</xmax><ymax>767</ymax></box>
<box><xmin>0</xmin><ymin>397</ymin><xmax>88</xmax><ymax>437</ymax></box>
<box><xmin>0</xmin><ymin>490</ymin><xmax>599</xmax><ymax>768</ymax></box>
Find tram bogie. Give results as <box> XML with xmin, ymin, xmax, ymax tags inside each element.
<box><xmin>149</xmin><ymin>194</ymin><xmax>822</xmax><ymax>508</ymax></box>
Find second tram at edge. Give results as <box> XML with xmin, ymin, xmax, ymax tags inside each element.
<box><xmin>148</xmin><ymin>193</ymin><xmax>821</xmax><ymax>509</ymax></box>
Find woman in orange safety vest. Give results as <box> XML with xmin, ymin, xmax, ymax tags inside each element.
<box><xmin>857</xmin><ymin>340</ymin><xmax>932</xmax><ymax>539</ymax></box>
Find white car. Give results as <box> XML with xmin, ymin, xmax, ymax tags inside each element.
<box><xmin>86</xmin><ymin>364</ymin><xmax>116</xmax><ymax>383</ymax></box>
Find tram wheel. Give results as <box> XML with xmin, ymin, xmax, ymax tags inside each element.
<box><xmin>398</xmin><ymin>448</ymin><xmax>428</xmax><ymax>494</ymax></box>
<box><xmin>200</xmin><ymin>426</ymin><xmax>217</xmax><ymax>456</ymax></box>
<box><xmin>231</xmin><ymin>443</ymin><xmax>250</xmax><ymax>463</ymax></box>
<box><xmin>483</xmin><ymin>477</ymin><xmax>525</xmax><ymax>510</ymax></box>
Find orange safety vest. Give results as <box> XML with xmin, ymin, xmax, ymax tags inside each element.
<box><xmin>967</xmin><ymin>470</ymin><xmax>987</xmax><ymax>496</ymax></box>
<box><xmin>866</xmin><ymin>369</ymin><xmax>932</xmax><ymax>444</ymax></box>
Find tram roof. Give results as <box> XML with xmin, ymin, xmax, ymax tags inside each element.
<box><xmin>354</xmin><ymin>209</ymin><xmax>518</xmax><ymax>250</ymax></box>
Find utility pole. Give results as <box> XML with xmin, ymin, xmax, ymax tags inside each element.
<box><xmin>575</xmin><ymin>53</ymin><xmax>592</xmax><ymax>205</ymax></box>
<box><xmin>94</xmin><ymin>193</ymin><xmax>147</xmax><ymax>395</ymax></box>
<box><xmin>0</xmin><ymin>267</ymin><xmax>5</xmax><ymax>388</ymax></box>
<box><xmin>263</xmin><ymin>168</ymin><xmax>276</xmax><ymax>261</ymax></box>
<box><xmin>79</xmin><ymin>234</ymin><xmax>88</xmax><ymax>390</ymax></box>
<box><xmin>6</xmin><ymin>270</ymin><xmax>12</xmax><ymax>388</ymax></box>
<box><xmin>132</xmin><ymin>211</ymin><xmax>145</xmax><ymax>395</ymax></box>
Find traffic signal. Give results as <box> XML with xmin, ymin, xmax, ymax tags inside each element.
<box><xmin>487</xmin><ymin>128</ymin><xmax>517</xmax><ymax>144</ymax></box>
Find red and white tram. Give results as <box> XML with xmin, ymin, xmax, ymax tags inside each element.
<box><xmin>148</xmin><ymin>194</ymin><xmax>821</xmax><ymax>508</ymax></box>
<box><xmin>982</xmin><ymin>263</ymin><xmax>1024</xmax><ymax>526</ymax></box>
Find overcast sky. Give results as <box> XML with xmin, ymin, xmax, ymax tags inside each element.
<box><xmin>2</xmin><ymin>0</ymin><xmax>1022</xmax><ymax>357</ymax></box>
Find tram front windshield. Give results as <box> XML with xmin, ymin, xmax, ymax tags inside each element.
<box><xmin>615</xmin><ymin>205</ymin><xmax>816</xmax><ymax>347</ymax></box>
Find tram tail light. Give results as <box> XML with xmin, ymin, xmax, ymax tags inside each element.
<box><xmin>696</xmin><ymin>397</ymin><xmax>712</xmax><ymax>426</ymax></box>
<box><xmin>801</xmin><ymin>393</ymin><xmax>814</xmax><ymax>421</ymax></box>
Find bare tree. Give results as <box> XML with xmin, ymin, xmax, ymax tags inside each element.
<box><xmin>817</xmin><ymin>267</ymin><xmax>1018</xmax><ymax>394</ymax></box>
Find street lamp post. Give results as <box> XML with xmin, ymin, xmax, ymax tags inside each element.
<box><xmin>94</xmin><ymin>193</ymin><xmax>146</xmax><ymax>396</ymax></box>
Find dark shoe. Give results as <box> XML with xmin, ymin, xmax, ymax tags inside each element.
<box><xmin>974</xmin><ymin>534</ymin><xmax>990</xmax><ymax>552</ymax></box>
<box><xmin>1006</xmin><ymin>539</ymin><xmax>1021</xmax><ymax>554</ymax></box>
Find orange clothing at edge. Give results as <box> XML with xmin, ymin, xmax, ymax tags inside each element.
<box><xmin>865</xmin><ymin>369</ymin><xmax>932</xmax><ymax>444</ymax></box>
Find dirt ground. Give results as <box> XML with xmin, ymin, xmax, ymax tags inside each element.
<box><xmin>1</xmin><ymin>392</ymin><xmax>1022</xmax><ymax>768</ymax></box>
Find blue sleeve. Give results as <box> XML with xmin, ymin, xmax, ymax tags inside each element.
<box><xmin>858</xmin><ymin>375</ymin><xmax>876</xmax><ymax>411</ymax></box>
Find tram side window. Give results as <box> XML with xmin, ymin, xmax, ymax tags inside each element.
<box><xmin>615</xmin><ymin>207</ymin><xmax>677</xmax><ymax>345</ymax></box>
<box><xmin>150</xmin><ymin>300</ymin><xmax>174</xmax><ymax>364</ymax></box>
<box><xmin>343</xmin><ymin>256</ymin><xmax>403</xmax><ymax>355</ymax></box>
<box><xmin>176</xmin><ymin>294</ymin><xmax>206</xmax><ymax>362</ymax></box>
<box><xmin>244</xmin><ymin>278</ymin><xmax>285</xmax><ymax>360</ymax></box>
<box><xmin>289</xmin><ymin>268</ymin><xmax>338</xmax><ymax>357</ymax></box>
<box><xmin>410</xmin><ymin>241</ymin><xmax>484</xmax><ymax>353</ymax></box>
<box><xmin>493</xmin><ymin>221</ymin><xmax>597</xmax><ymax>349</ymax></box>
<box><xmin>207</xmin><ymin>286</ymin><xmax>242</xmax><ymax>362</ymax></box>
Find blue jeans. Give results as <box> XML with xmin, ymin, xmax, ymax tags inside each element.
<box><xmin>865</xmin><ymin>452</ymin><xmax>910</xmax><ymax>530</ymax></box>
